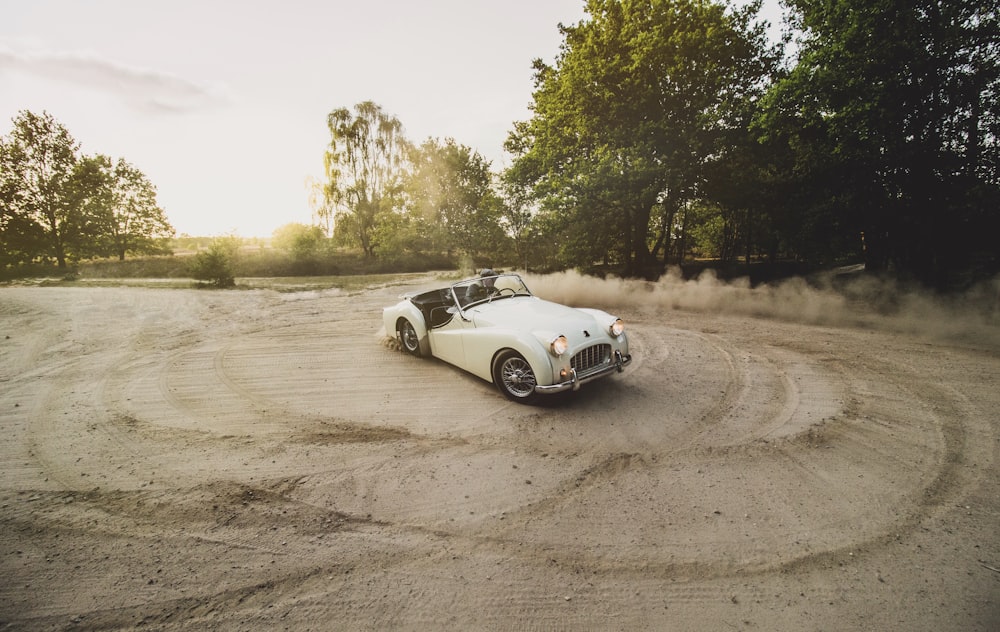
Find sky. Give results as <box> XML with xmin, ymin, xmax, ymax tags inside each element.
<box><xmin>1</xmin><ymin>0</ymin><xmax>783</xmax><ymax>238</ymax></box>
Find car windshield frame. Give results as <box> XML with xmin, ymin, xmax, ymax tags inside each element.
<box><xmin>450</xmin><ymin>273</ymin><xmax>533</xmax><ymax>313</ymax></box>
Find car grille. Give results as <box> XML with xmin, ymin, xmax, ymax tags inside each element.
<box><xmin>571</xmin><ymin>344</ymin><xmax>611</xmax><ymax>375</ymax></box>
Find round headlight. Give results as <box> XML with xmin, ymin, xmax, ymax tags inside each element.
<box><xmin>550</xmin><ymin>335</ymin><xmax>569</xmax><ymax>356</ymax></box>
<box><xmin>610</xmin><ymin>318</ymin><xmax>625</xmax><ymax>337</ymax></box>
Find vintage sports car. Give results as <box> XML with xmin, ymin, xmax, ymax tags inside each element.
<box><xmin>383</xmin><ymin>272</ymin><xmax>631</xmax><ymax>403</ymax></box>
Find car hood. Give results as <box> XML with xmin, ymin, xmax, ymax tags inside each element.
<box><xmin>469</xmin><ymin>297</ymin><xmax>607</xmax><ymax>339</ymax></box>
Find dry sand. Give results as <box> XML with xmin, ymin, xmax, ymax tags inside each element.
<box><xmin>1</xmin><ymin>272</ymin><xmax>998</xmax><ymax>630</ymax></box>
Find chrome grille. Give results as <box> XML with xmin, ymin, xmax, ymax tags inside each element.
<box><xmin>571</xmin><ymin>344</ymin><xmax>611</xmax><ymax>375</ymax></box>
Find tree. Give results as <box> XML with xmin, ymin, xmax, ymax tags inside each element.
<box><xmin>188</xmin><ymin>236</ymin><xmax>239</xmax><ymax>288</ymax></box>
<box><xmin>404</xmin><ymin>138</ymin><xmax>507</xmax><ymax>261</ymax></box>
<box><xmin>0</xmin><ymin>110</ymin><xmax>80</xmax><ymax>268</ymax></box>
<box><xmin>324</xmin><ymin>102</ymin><xmax>407</xmax><ymax>257</ymax></box>
<box><xmin>505</xmin><ymin>0</ymin><xmax>779</xmax><ymax>274</ymax></box>
<box><xmin>758</xmin><ymin>0</ymin><xmax>1000</xmax><ymax>286</ymax></box>
<box><xmin>498</xmin><ymin>176</ymin><xmax>539</xmax><ymax>271</ymax></box>
<box><xmin>1</xmin><ymin>110</ymin><xmax>175</xmax><ymax>268</ymax></box>
<box><xmin>0</xmin><ymin>152</ymin><xmax>43</xmax><ymax>268</ymax></box>
<box><xmin>81</xmin><ymin>155</ymin><xmax>174</xmax><ymax>260</ymax></box>
<box><xmin>272</xmin><ymin>222</ymin><xmax>328</xmax><ymax>273</ymax></box>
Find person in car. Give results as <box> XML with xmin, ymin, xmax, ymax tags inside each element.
<box><xmin>463</xmin><ymin>268</ymin><xmax>497</xmax><ymax>303</ymax></box>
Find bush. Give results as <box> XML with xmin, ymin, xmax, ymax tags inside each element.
<box><xmin>188</xmin><ymin>237</ymin><xmax>239</xmax><ymax>287</ymax></box>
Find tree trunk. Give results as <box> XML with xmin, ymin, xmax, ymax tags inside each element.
<box><xmin>744</xmin><ymin>207</ymin><xmax>753</xmax><ymax>266</ymax></box>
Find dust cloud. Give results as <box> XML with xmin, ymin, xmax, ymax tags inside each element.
<box><xmin>524</xmin><ymin>267</ymin><xmax>1000</xmax><ymax>347</ymax></box>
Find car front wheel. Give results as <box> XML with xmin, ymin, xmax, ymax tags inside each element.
<box><xmin>493</xmin><ymin>350</ymin><xmax>539</xmax><ymax>404</ymax></box>
<box><xmin>399</xmin><ymin>319</ymin><xmax>423</xmax><ymax>356</ymax></box>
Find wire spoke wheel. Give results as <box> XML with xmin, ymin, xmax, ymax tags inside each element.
<box><xmin>494</xmin><ymin>351</ymin><xmax>538</xmax><ymax>402</ymax></box>
<box><xmin>400</xmin><ymin>320</ymin><xmax>421</xmax><ymax>356</ymax></box>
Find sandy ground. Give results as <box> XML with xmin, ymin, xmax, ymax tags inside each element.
<box><xmin>1</xmin><ymin>273</ymin><xmax>998</xmax><ymax>631</ymax></box>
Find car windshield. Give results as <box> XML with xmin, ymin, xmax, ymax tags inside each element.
<box><xmin>452</xmin><ymin>273</ymin><xmax>532</xmax><ymax>309</ymax></box>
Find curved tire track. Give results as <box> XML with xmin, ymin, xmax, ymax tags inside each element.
<box><xmin>1</xmin><ymin>285</ymin><xmax>997</xmax><ymax>630</ymax></box>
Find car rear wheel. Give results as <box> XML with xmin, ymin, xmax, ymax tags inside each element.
<box><xmin>399</xmin><ymin>319</ymin><xmax>422</xmax><ymax>356</ymax></box>
<box><xmin>493</xmin><ymin>350</ymin><xmax>539</xmax><ymax>404</ymax></box>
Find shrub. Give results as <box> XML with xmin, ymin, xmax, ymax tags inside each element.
<box><xmin>188</xmin><ymin>237</ymin><xmax>239</xmax><ymax>287</ymax></box>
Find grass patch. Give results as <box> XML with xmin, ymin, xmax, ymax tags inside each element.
<box><xmin>235</xmin><ymin>273</ymin><xmax>449</xmax><ymax>293</ymax></box>
<box><xmin>2</xmin><ymin>247</ymin><xmax>468</xmax><ymax>291</ymax></box>
<box><xmin>12</xmin><ymin>271</ymin><xmax>456</xmax><ymax>293</ymax></box>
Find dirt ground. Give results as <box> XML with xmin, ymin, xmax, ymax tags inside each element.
<box><xmin>1</xmin><ymin>272</ymin><xmax>998</xmax><ymax>631</ymax></box>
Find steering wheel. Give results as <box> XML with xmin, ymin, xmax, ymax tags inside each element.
<box><xmin>495</xmin><ymin>287</ymin><xmax>516</xmax><ymax>296</ymax></box>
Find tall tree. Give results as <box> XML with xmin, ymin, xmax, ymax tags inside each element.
<box><xmin>84</xmin><ymin>156</ymin><xmax>174</xmax><ymax>260</ymax></box>
<box><xmin>404</xmin><ymin>138</ymin><xmax>507</xmax><ymax>261</ymax></box>
<box><xmin>0</xmin><ymin>110</ymin><xmax>80</xmax><ymax>268</ymax></box>
<box><xmin>759</xmin><ymin>0</ymin><xmax>1000</xmax><ymax>286</ymax></box>
<box><xmin>506</xmin><ymin>0</ymin><xmax>778</xmax><ymax>274</ymax></box>
<box><xmin>324</xmin><ymin>102</ymin><xmax>407</xmax><ymax>257</ymax></box>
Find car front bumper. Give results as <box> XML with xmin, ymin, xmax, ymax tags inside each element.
<box><xmin>534</xmin><ymin>350</ymin><xmax>632</xmax><ymax>395</ymax></box>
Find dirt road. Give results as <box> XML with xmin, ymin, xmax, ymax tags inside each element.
<box><xmin>1</xmin><ymin>274</ymin><xmax>998</xmax><ymax>630</ymax></box>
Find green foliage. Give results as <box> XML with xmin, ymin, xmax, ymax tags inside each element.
<box><xmin>505</xmin><ymin>0</ymin><xmax>779</xmax><ymax>275</ymax></box>
<box><xmin>402</xmin><ymin>138</ymin><xmax>510</xmax><ymax>261</ymax></box>
<box><xmin>188</xmin><ymin>236</ymin><xmax>239</xmax><ymax>288</ymax></box>
<box><xmin>271</xmin><ymin>223</ymin><xmax>334</xmax><ymax>274</ymax></box>
<box><xmin>74</xmin><ymin>255</ymin><xmax>189</xmax><ymax>279</ymax></box>
<box><xmin>324</xmin><ymin>102</ymin><xmax>407</xmax><ymax>257</ymax></box>
<box><xmin>370</xmin><ymin>209</ymin><xmax>436</xmax><ymax>262</ymax></box>
<box><xmin>1</xmin><ymin>110</ymin><xmax>174</xmax><ymax>270</ymax></box>
<box><xmin>0</xmin><ymin>110</ymin><xmax>79</xmax><ymax>268</ymax></box>
<box><xmin>88</xmin><ymin>155</ymin><xmax>174</xmax><ymax>260</ymax></box>
<box><xmin>321</xmin><ymin>117</ymin><xmax>515</xmax><ymax>267</ymax></box>
<box><xmin>757</xmin><ymin>0</ymin><xmax>1000</xmax><ymax>286</ymax></box>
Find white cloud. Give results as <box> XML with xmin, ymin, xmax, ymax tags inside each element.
<box><xmin>0</xmin><ymin>43</ymin><xmax>231</xmax><ymax>114</ymax></box>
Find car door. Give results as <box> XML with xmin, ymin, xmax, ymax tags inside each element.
<box><xmin>427</xmin><ymin>306</ymin><xmax>472</xmax><ymax>369</ymax></box>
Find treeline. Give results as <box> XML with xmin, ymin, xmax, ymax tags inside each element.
<box><xmin>324</xmin><ymin>0</ymin><xmax>998</xmax><ymax>288</ymax></box>
<box><xmin>4</xmin><ymin>0</ymin><xmax>998</xmax><ymax>290</ymax></box>
<box><xmin>0</xmin><ymin>111</ymin><xmax>174</xmax><ymax>269</ymax></box>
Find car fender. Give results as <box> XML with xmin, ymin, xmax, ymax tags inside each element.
<box><xmin>383</xmin><ymin>300</ymin><xmax>431</xmax><ymax>356</ymax></box>
<box><xmin>573</xmin><ymin>307</ymin><xmax>630</xmax><ymax>353</ymax></box>
<box><xmin>457</xmin><ymin>327</ymin><xmax>557</xmax><ymax>386</ymax></box>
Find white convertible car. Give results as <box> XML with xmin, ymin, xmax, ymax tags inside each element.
<box><xmin>383</xmin><ymin>271</ymin><xmax>631</xmax><ymax>403</ymax></box>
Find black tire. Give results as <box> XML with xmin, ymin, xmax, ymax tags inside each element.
<box><xmin>399</xmin><ymin>319</ymin><xmax>423</xmax><ymax>356</ymax></box>
<box><xmin>492</xmin><ymin>350</ymin><xmax>539</xmax><ymax>404</ymax></box>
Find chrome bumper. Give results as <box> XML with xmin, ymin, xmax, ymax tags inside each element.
<box><xmin>535</xmin><ymin>351</ymin><xmax>632</xmax><ymax>395</ymax></box>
